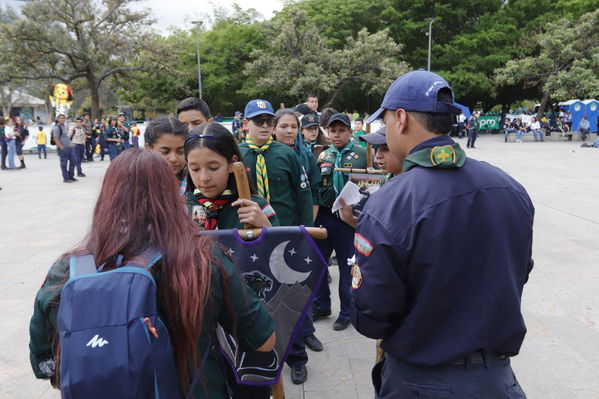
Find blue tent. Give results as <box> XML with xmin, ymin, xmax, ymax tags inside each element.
<box><xmin>454</xmin><ymin>102</ymin><xmax>471</xmax><ymax>119</ymax></box>
<box><xmin>583</xmin><ymin>99</ymin><xmax>598</xmax><ymax>132</ymax></box>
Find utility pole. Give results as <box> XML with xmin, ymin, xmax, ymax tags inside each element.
<box><xmin>425</xmin><ymin>18</ymin><xmax>436</xmax><ymax>71</ymax></box>
<box><xmin>191</xmin><ymin>21</ymin><xmax>203</xmax><ymax>99</ymax></box>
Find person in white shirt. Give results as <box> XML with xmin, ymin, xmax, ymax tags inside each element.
<box><xmin>4</xmin><ymin>118</ymin><xmax>17</xmax><ymax>169</ymax></box>
<box><xmin>530</xmin><ymin>117</ymin><xmax>543</xmax><ymax>142</ymax></box>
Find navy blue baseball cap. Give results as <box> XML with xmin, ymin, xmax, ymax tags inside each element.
<box><xmin>327</xmin><ymin>113</ymin><xmax>351</xmax><ymax>128</ymax></box>
<box><xmin>366</xmin><ymin>70</ymin><xmax>461</xmax><ymax>123</ymax></box>
<box><xmin>360</xmin><ymin>126</ymin><xmax>386</xmax><ymax>145</ymax></box>
<box><xmin>301</xmin><ymin>114</ymin><xmax>319</xmax><ymax>129</ymax></box>
<box><xmin>244</xmin><ymin>99</ymin><xmax>275</xmax><ymax>119</ymax></box>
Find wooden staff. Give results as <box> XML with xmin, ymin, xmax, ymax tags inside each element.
<box><xmin>366</xmin><ymin>143</ymin><xmax>373</xmax><ymax>169</ymax></box>
<box><xmin>232</xmin><ymin>162</ymin><xmax>328</xmax><ymax>239</ymax></box>
<box><xmin>333</xmin><ymin>167</ymin><xmax>387</xmax><ymax>175</ymax></box>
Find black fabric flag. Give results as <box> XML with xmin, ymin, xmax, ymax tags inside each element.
<box><xmin>200</xmin><ymin>226</ymin><xmax>327</xmax><ymax>386</ymax></box>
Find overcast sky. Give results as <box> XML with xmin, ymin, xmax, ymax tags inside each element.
<box><xmin>1</xmin><ymin>0</ymin><xmax>285</xmax><ymax>32</ymax></box>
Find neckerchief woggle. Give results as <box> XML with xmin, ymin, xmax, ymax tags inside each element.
<box><xmin>402</xmin><ymin>139</ymin><xmax>466</xmax><ymax>172</ymax></box>
<box><xmin>193</xmin><ymin>189</ymin><xmax>235</xmax><ymax>230</ymax></box>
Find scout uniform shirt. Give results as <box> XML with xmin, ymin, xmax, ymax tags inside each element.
<box><xmin>29</xmin><ymin>249</ymin><xmax>275</xmax><ymax>399</ymax></box>
<box><xmin>239</xmin><ymin>140</ymin><xmax>313</xmax><ymax>227</ymax></box>
<box><xmin>350</xmin><ymin>135</ymin><xmax>534</xmax><ymax>366</ymax></box>
<box><xmin>186</xmin><ymin>191</ymin><xmax>280</xmax><ymax>230</ymax></box>
<box><xmin>317</xmin><ymin>141</ymin><xmax>367</xmax><ymax>209</ymax></box>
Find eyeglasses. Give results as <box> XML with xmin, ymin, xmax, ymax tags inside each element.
<box><xmin>250</xmin><ymin>117</ymin><xmax>275</xmax><ymax>127</ymax></box>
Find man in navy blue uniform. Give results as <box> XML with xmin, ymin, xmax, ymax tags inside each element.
<box><xmin>350</xmin><ymin>70</ymin><xmax>534</xmax><ymax>398</ymax></box>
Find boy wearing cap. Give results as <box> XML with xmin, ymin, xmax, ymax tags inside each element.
<box><xmin>130</xmin><ymin>121</ymin><xmax>141</xmax><ymax>148</ymax></box>
<box><xmin>350</xmin><ymin>70</ymin><xmax>533</xmax><ymax>398</ymax></box>
<box><xmin>232</xmin><ymin>111</ymin><xmax>243</xmax><ymax>142</ymax></box>
<box><xmin>239</xmin><ymin>99</ymin><xmax>313</xmax><ymax>227</ymax></box>
<box><xmin>312</xmin><ymin>112</ymin><xmax>367</xmax><ymax>332</ymax></box>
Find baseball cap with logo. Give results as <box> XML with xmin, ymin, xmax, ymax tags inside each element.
<box><xmin>244</xmin><ymin>99</ymin><xmax>275</xmax><ymax>119</ymax></box>
<box><xmin>366</xmin><ymin>70</ymin><xmax>461</xmax><ymax>123</ymax></box>
<box><xmin>301</xmin><ymin>114</ymin><xmax>319</xmax><ymax>129</ymax></box>
<box><xmin>360</xmin><ymin>126</ymin><xmax>386</xmax><ymax>146</ymax></box>
<box><xmin>327</xmin><ymin>113</ymin><xmax>351</xmax><ymax>128</ymax></box>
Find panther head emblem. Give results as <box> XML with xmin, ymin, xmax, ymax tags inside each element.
<box><xmin>244</xmin><ymin>271</ymin><xmax>273</xmax><ymax>299</ymax></box>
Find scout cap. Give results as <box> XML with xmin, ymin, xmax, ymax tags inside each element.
<box><xmin>360</xmin><ymin>126</ymin><xmax>386</xmax><ymax>146</ymax></box>
<box><xmin>366</xmin><ymin>70</ymin><xmax>461</xmax><ymax>123</ymax></box>
<box><xmin>295</xmin><ymin>103</ymin><xmax>313</xmax><ymax>116</ymax></box>
<box><xmin>244</xmin><ymin>99</ymin><xmax>275</xmax><ymax>119</ymax></box>
<box><xmin>327</xmin><ymin>113</ymin><xmax>351</xmax><ymax>128</ymax></box>
<box><xmin>235</xmin><ymin>111</ymin><xmax>242</xmax><ymax>116</ymax></box>
<box><xmin>301</xmin><ymin>114</ymin><xmax>319</xmax><ymax>129</ymax></box>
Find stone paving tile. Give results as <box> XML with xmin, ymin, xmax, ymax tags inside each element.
<box><xmin>3</xmin><ymin>136</ymin><xmax>599</xmax><ymax>398</ymax></box>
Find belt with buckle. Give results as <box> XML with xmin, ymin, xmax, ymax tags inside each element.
<box><xmin>447</xmin><ymin>350</ymin><xmax>506</xmax><ymax>366</ymax></box>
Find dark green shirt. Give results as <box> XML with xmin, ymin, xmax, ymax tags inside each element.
<box><xmin>186</xmin><ymin>193</ymin><xmax>280</xmax><ymax>229</ymax></box>
<box><xmin>239</xmin><ymin>141</ymin><xmax>313</xmax><ymax>227</ymax></box>
<box><xmin>317</xmin><ymin>142</ymin><xmax>367</xmax><ymax>209</ymax></box>
<box><xmin>29</xmin><ymin>249</ymin><xmax>275</xmax><ymax>399</ymax></box>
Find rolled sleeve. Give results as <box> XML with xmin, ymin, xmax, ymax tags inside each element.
<box><xmin>350</xmin><ymin>213</ymin><xmax>407</xmax><ymax>339</ymax></box>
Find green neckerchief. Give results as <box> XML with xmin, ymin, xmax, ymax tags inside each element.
<box><xmin>331</xmin><ymin>142</ymin><xmax>354</xmax><ymax>195</ymax></box>
<box><xmin>402</xmin><ymin>143</ymin><xmax>466</xmax><ymax>172</ymax></box>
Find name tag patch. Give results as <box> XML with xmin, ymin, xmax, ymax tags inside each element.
<box><xmin>354</xmin><ymin>233</ymin><xmax>373</xmax><ymax>256</ymax></box>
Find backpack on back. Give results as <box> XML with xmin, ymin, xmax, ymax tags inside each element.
<box><xmin>57</xmin><ymin>247</ymin><xmax>181</xmax><ymax>399</ymax></box>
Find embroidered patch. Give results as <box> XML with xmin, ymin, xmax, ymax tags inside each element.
<box><xmin>430</xmin><ymin>145</ymin><xmax>456</xmax><ymax>166</ymax></box>
<box><xmin>354</xmin><ymin>233</ymin><xmax>373</xmax><ymax>256</ymax></box>
<box><xmin>262</xmin><ymin>204</ymin><xmax>277</xmax><ymax>218</ymax></box>
<box><xmin>321</xmin><ymin>162</ymin><xmax>333</xmax><ymax>167</ymax></box>
<box><xmin>351</xmin><ymin>264</ymin><xmax>362</xmax><ymax>289</ymax></box>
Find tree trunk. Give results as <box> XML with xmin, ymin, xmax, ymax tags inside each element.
<box><xmin>89</xmin><ymin>77</ymin><xmax>101</xmax><ymax>120</ymax></box>
<box><xmin>536</xmin><ymin>92</ymin><xmax>551</xmax><ymax>120</ymax></box>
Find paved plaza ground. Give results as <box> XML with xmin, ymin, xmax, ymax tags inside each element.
<box><xmin>1</xmin><ymin>133</ymin><xmax>599</xmax><ymax>398</ymax></box>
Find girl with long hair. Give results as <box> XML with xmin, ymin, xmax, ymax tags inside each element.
<box><xmin>185</xmin><ymin>122</ymin><xmax>279</xmax><ymax>230</ymax></box>
<box><xmin>29</xmin><ymin>149</ymin><xmax>276</xmax><ymax>398</ymax></box>
<box><xmin>144</xmin><ymin>115</ymin><xmax>190</xmax><ymax>195</ymax></box>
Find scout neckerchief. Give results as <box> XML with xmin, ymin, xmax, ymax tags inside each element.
<box><xmin>402</xmin><ymin>142</ymin><xmax>466</xmax><ymax>172</ymax></box>
<box><xmin>193</xmin><ymin>189</ymin><xmax>235</xmax><ymax>230</ymax></box>
<box><xmin>245</xmin><ymin>136</ymin><xmax>273</xmax><ymax>202</ymax></box>
<box><xmin>331</xmin><ymin>142</ymin><xmax>354</xmax><ymax>195</ymax></box>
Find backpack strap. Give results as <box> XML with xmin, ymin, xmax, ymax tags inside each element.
<box><xmin>69</xmin><ymin>255</ymin><xmax>98</xmax><ymax>278</ymax></box>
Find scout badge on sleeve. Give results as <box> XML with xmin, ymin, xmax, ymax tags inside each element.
<box><xmin>200</xmin><ymin>226</ymin><xmax>327</xmax><ymax>385</ymax></box>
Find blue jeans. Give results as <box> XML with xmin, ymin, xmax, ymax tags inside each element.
<box><xmin>73</xmin><ymin>144</ymin><xmax>85</xmax><ymax>175</ymax></box>
<box><xmin>516</xmin><ymin>130</ymin><xmax>525</xmax><ymax>141</ymax></box>
<box><xmin>58</xmin><ymin>147</ymin><xmax>76</xmax><ymax>180</ymax></box>
<box><xmin>1</xmin><ymin>140</ymin><xmax>7</xmax><ymax>167</ymax></box>
<box><xmin>314</xmin><ymin>208</ymin><xmax>355</xmax><ymax>320</ymax></box>
<box><xmin>107</xmin><ymin>143</ymin><xmax>120</xmax><ymax>161</ymax></box>
<box><xmin>38</xmin><ymin>144</ymin><xmax>47</xmax><ymax>158</ymax></box>
<box><xmin>504</xmin><ymin>129</ymin><xmax>516</xmax><ymax>141</ymax></box>
<box><xmin>377</xmin><ymin>354</ymin><xmax>526</xmax><ymax>399</ymax></box>
<box><xmin>7</xmin><ymin>140</ymin><xmax>16</xmax><ymax>169</ymax></box>
<box><xmin>286</xmin><ymin>310</ymin><xmax>315</xmax><ymax>367</ymax></box>
<box><xmin>132</xmin><ymin>136</ymin><xmax>139</xmax><ymax>148</ymax></box>
<box><xmin>580</xmin><ymin>127</ymin><xmax>590</xmax><ymax>141</ymax></box>
<box><xmin>122</xmin><ymin>140</ymin><xmax>131</xmax><ymax>149</ymax></box>
<box><xmin>85</xmin><ymin>138</ymin><xmax>96</xmax><ymax>161</ymax></box>
<box><xmin>532</xmin><ymin>129</ymin><xmax>544</xmax><ymax>141</ymax></box>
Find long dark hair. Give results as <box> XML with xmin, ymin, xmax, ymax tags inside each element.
<box><xmin>144</xmin><ymin>115</ymin><xmax>189</xmax><ymax>147</ymax></box>
<box><xmin>56</xmin><ymin>149</ymin><xmax>223</xmax><ymax>393</ymax></box>
<box><xmin>184</xmin><ymin>122</ymin><xmax>254</xmax><ymax>196</ymax></box>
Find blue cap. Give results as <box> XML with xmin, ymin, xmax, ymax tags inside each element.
<box><xmin>235</xmin><ymin>111</ymin><xmax>242</xmax><ymax>116</ymax></box>
<box><xmin>360</xmin><ymin>127</ymin><xmax>386</xmax><ymax>145</ymax></box>
<box><xmin>244</xmin><ymin>99</ymin><xmax>275</xmax><ymax>119</ymax></box>
<box><xmin>366</xmin><ymin>70</ymin><xmax>461</xmax><ymax>123</ymax></box>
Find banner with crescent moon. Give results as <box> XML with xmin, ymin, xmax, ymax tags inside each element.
<box><xmin>200</xmin><ymin>226</ymin><xmax>327</xmax><ymax>385</ymax></box>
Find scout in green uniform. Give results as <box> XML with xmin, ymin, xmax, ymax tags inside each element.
<box><xmin>313</xmin><ymin>113</ymin><xmax>367</xmax><ymax>331</ymax></box>
<box><xmin>239</xmin><ymin>99</ymin><xmax>313</xmax><ymax>227</ymax></box>
<box><xmin>29</xmin><ymin>149</ymin><xmax>276</xmax><ymax>399</ymax></box>
<box><xmin>184</xmin><ymin>122</ymin><xmax>279</xmax><ymax>230</ymax></box>
<box><xmin>144</xmin><ymin>115</ymin><xmax>190</xmax><ymax>195</ymax></box>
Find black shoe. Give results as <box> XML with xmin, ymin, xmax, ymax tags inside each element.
<box><xmin>78</xmin><ymin>173</ymin><xmax>86</xmax><ymax>177</ymax></box>
<box><xmin>303</xmin><ymin>334</ymin><xmax>323</xmax><ymax>352</ymax></box>
<box><xmin>333</xmin><ymin>317</ymin><xmax>351</xmax><ymax>331</ymax></box>
<box><xmin>71</xmin><ymin>178</ymin><xmax>78</xmax><ymax>182</ymax></box>
<box><xmin>291</xmin><ymin>365</ymin><xmax>307</xmax><ymax>385</ymax></box>
<box><xmin>312</xmin><ymin>308</ymin><xmax>331</xmax><ymax>321</ymax></box>
<box><xmin>64</xmin><ymin>179</ymin><xmax>74</xmax><ymax>183</ymax></box>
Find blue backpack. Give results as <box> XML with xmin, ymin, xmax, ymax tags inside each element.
<box><xmin>57</xmin><ymin>248</ymin><xmax>181</xmax><ymax>398</ymax></box>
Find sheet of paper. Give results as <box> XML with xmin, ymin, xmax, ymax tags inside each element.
<box><xmin>332</xmin><ymin>181</ymin><xmax>362</xmax><ymax>212</ymax></box>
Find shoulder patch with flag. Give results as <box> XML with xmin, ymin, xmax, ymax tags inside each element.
<box><xmin>262</xmin><ymin>204</ymin><xmax>277</xmax><ymax>218</ymax></box>
<box><xmin>354</xmin><ymin>233</ymin><xmax>373</xmax><ymax>256</ymax></box>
